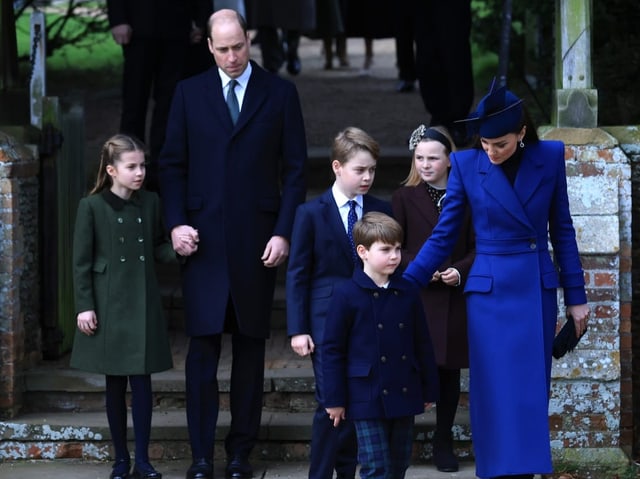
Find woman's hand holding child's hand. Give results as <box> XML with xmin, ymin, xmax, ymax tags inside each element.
<box><xmin>77</xmin><ymin>310</ymin><xmax>98</xmax><ymax>336</ymax></box>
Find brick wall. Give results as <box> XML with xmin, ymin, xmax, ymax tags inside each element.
<box><xmin>0</xmin><ymin>131</ymin><xmax>41</xmax><ymax>419</ymax></box>
<box><xmin>541</xmin><ymin>127</ymin><xmax>633</xmax><ymax>470</ymax></box>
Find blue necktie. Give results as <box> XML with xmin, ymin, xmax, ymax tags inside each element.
<box><xmin>227</xmin><ymin>79</ymin><xmax>239</xmax><ymax>125</ymax></box>
<box><xmin>347</xmin><ymin>200</ymin><xmax>358</xmax><ymax>263</ymax></box>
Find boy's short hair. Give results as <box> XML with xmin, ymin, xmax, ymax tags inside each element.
<box><xmin>353</xmin><ymin>212</ymin><xmax>403</xmax><ymax>249</ymax></box>
<box><xmin>331</xmin><ymin>126</ymin><xmax>380</xmax><ymax>165</ymax></box>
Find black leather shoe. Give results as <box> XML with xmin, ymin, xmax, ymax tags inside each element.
<box><xmin>433</xmin><ymin>441</ymin><xmax>458</xmax><ymax>472</ymax></box>
<box><xmin>186</xmin><ymin>458</ymin><xmax>213</xmax><ymax>479</ymax></box>
<box><xmin>110</xmin><ymin>459</ymin><xmax>131</xmax><ymax>479</ymax></box>
<box><xmin>225</xmin><ymin>455</ymin><xmax>253</xmax><ymax>479</ymax></box>
<box><xmin>286</xmin><ymin>57</ymin><xmax>301</xmax><ymax>76</ymax></box>
<box><xmin>395</xmin><ymin>80</ymin><xmax>415</xmax><ymax>93</ymax></box>
<box><xmin>131</xmin><ymin>462</ymin><xmax>162</xmax><ymax>478</ymax></box>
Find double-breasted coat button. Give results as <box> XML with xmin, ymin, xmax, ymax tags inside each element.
<box><xmin>529</xmin><ymin>238</ymin><xmax>537</xmax><ymax>249</ymax></box>
<box><xmin>401</xmin><ymin>355</ymin><xmax>407</xmax><ymax>361</ymax></box>
<box><xmin>120</xmin><ymin>256</ymin><xmax>126</xmax><ymax>262</ymax></box>
<box><xmin>383</xmin><ymin>389</ymin><xmax>388</xmax><ymax>395</ymax></box>
<box><xmin>378</xmin><ymin>323</ymin><xmax>383</xmax><ymax>329</ymax></box>
<box><xmin>117</xmin><ymin>217</ymin><xmax>123</xmax><ymax>223</ymax></box>
<box><xmin>398</xmin><ymin>323</ymin><xmax>405</xmax><ymax>329</ymax></box>
<box><xmin>119</xmin><ymin>236</ymin><xmax>125</xmax><ymax>243</ymax></box>
<box><xmin>139</xmin><ymin>255</ymin><xmax>145</xmax><ymax>261</ymax></box>
<box><xmin>402</xmin><ymin>387</ymin><xmax>408</xmax><ymax>393</ymax></box>
<box><xmin>137</xmin><ymin>217</ymin><xmax>142</xmax><ymax>223</ymax></box>
<box><xmin>373</xmin><ymin>292</ymin><xmax>379</xmax><ymax>298</ymax></box>
<box><xmin>138</xmin><ymin>236</ymin><xmax>144</xmax><ymax>243</ymax></box>
<box><xmin>380</xmin><ymin>356</ymin><xmax>387</xmax><ymax>363</ymax></box>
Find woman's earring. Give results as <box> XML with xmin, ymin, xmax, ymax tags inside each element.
<box><xmin>519</xmin><ymin>139</ymin><xmax>525</xmax><ymax>148</ymax></box>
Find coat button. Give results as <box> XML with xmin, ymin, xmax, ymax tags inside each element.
<box><xmin>139</xmin><ymin>255</ymin><xmax>145</xmax><ymax>261</ymax></box>
<box><xmin>373</xmin><ymin>292</ymin><xmax>379</xmax><ymax>298</ymax></box>
<box><xmin>378</xmin><ymin>323</ymin><xmax>383</xmax><ymax>330</ymax></box>
<box><xmin>138</xmin><ymin>236</ymin><xmax>144</xmax><ymax>242</ymax></box>
<box><xmin>380</xmin><ymin>356</ymin><xmax>387</xmax><ymax>363</ymax></box>
<box><xmin>137</xmin><ymin>217</ymin><xmax>142</xmax><ymax>223</ymax></box>
<box><xmin>402</xmin><ymin>387</ymin><xmax>408</xmax><ymax>393</ymax></box>
<box><xmin>401</xmin><ymin>355</ymin><xmax>407</xmax><ymax>361</ymax></box>
<box><xmin>398</xmin><ymin>323</ymin><xmax>404</xmax><ymax>329</ymax></box>
<box><xmin>383</xmin><ymin>389</ymin><xmax>388</xmax><ymax>395</ymax></box>
<box><xmin>529</xmin><ymin>239</ymin><xmax>537</xmax><ymax>249</ymax></box>
<box><xmin>117</xmin><ymin>217</ymin><xmax>123</xmax><ymax>223</ymax></box>
<box><xmin>119</xmin><ymin>236</ymin><xmax>125</xmax><ymax>243</ymax></box>
<box><xmin>120</xmin><ymin>256</ymin><xmax>126</xmax><ymax>262</ymax></box>
<box><xmin>394</xmin><ymin>290</ymin><xmax>398</xmax><ymax>295</ymax></box>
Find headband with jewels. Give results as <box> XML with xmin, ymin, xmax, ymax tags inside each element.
<box><xmin>408</xmin><ymin>125</ymin><xmax>452</xmax><ymax>152</ymax></box>
<box><xmin>455</xmin><ymin>78</ymin><xmax>523</xmax><ymax>138</ymax></box>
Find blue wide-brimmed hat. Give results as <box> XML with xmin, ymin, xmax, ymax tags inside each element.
<box><xmin>457</xmin><ymin>79</ymin><xmax>523</xmax><ymax>138</ymax></box>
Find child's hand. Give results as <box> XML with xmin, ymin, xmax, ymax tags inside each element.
<box><xmin>439</xmin><ymin>267</ymin><xmax>461</xmax><ymax>286</ymax></box>
<box><xmin>430</xmin><ymin>271</ymin><xmax>441</xmax><ymax>283</ymax></box>
<box><xmin>325</xmin><ymin>407</ymin><xmax>346</xmax><ymax>427</ymax></box>
<box><xmin>77</xmin><ymin>310</ymin><xmax>98</xmax><ymax>336</ymax></box>
<box><xmin>291</xmin><ymin>334</ymin><xmax>315</xmax><ymax>356</ymax></box>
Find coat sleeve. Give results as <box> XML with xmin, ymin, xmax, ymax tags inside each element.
<box><xmin>547</xmin><ymin>142</ymin><xmax>587</xmax><ymax>305</ymax></box>
<box><xmin>73</xmin><ymin>198</ymin><xmax>96</xmax><ymax>314</ymax></box>
<box><xmin>286</xmin><ymin>204</ymin><xmax>315</xmax><ymax>337</ymax></box>
<box><xmin>404</xmin><ymin>154</ymin><xmax>468</xmax><ymax>286</ymax></box>
<box><xmin>321</xmin><ymin>286</ymin><xmax>352</xmax><ymax>408</ymax></box>
<box><xmin>272</xmin><ymin>82</ymin><xmax>307</xmax><ymax>241</ymax></box>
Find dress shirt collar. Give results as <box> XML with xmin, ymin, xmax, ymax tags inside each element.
<box><xmin>218</xmin><ymin>62</ymin><xmax>252</xmax><ymax>92</ymax></box>
<box><xmin>331</xmin><ymin>183</ymin><xmax>363</xmax><ymax>209</ymax></box>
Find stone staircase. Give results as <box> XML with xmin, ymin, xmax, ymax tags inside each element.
<box><xmin>0</xmin><ymin>149</ymin><xmax>473</xmax><ymax>463</ymax></box>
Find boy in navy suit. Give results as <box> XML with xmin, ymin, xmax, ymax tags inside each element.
<box><xmin>286</xmin><ymin>127</ymin><xmax>392</xmax><ymax>479</ymax></box>
<box><xmin>322</xmin><ymin>212</ymin><xmax>439</xmax><ymax>479</ymax></box>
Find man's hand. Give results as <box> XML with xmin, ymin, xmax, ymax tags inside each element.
<box><xmin>262</xmin><ymin>235</ymin><xmax>289</xmax><ymax>267</ymax></box>
<box><xmin>111</xmin><ymin>24</ymin><xmax>132</xmax><ymax>45</ymax></box>
<box><xmin>291</xmin><ymin>334</ymin><xmax>315</xmax><ymax>356</ymax></box>
<box><xmin>171</xmin><ymin>225</ymin><xmax>199</xmax><ymax>256</ymax></box>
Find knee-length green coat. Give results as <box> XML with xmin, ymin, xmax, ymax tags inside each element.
<box><xmin>69</xmin><ymin>189</ymin><xmax>176</xmax><ymax>375</ymax></box>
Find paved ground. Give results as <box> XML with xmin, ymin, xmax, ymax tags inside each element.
<box><xmin>0</xmin><ymin>458</ymin><xmax>481</xmax><ymax>479</ymax></box>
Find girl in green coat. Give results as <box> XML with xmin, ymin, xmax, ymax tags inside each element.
<box><xmin>70</xmin><ymin>134</ymin><xmax>176</xmax><ymax>479</ymax></box>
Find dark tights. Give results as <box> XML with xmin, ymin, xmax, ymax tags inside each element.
<box><xmin>105</xmin><ymin>374</ymin><xmax>152</xmax><ymax>465</ymax></box>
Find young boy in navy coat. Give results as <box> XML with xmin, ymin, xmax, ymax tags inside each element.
<box><xmin>286</xmin><ymin>127</ymin><xmax>392</xmax><ymax>479</ymax></box>
<box><xmin>322</xmin><ymin>212</ymin><xmax>439</xmax><ymax>479</ymax></box>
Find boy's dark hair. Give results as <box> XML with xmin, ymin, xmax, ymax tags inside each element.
<box><xmin>353</xmin><ymin>212</ymin><xmax>403</xmax><ymax>249</ymax></box>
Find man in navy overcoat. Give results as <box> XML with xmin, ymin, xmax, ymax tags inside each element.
<box><xmin>158</xmin><ymin>9</ymin><xmax>307</xmax><ymax>479</ymax></box>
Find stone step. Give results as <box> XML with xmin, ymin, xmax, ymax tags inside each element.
<box><xmin>0</xmin><ymin>409</ymin><xmax>473</xmax><ymax>462</ymax></box>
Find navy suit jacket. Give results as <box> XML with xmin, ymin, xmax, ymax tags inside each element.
<box><xmin>159</xmin><ymin>62</ymin><xmax>307</xmax><ymax>337</ymax></box>
<box><xmin>286</xmin><ymin>188</ymin><xmax>391</xmax><ymax>344</ymax></box>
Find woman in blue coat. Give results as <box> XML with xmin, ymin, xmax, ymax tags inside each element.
<box><xmin>403</xmin><ymin>83</ymin><xmax>590</xmax><ymax>479</ymax></box>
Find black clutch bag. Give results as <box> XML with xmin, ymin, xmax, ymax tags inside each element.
<box><xmin>552</xmin><ymin>315</ymin><xmax>587</xmax><ymax>359</ymax></box>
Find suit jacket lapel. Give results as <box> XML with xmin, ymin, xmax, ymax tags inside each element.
<box><xmin>320</xmin><ymin>190</ymin><xmax>353</xmax><ymax>263</ymax></box>
<box><xmin>203</xmin><ymin>68</ymin><xmax>234</xmax><ymax>132</ymax></box>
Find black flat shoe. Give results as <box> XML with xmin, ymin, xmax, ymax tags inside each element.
<box><xmin>131</xmin><ymin>462</ymin><xmax>162</xmax><ymax>478</ymax></box>
<box><xmin>225</xmin><ymin>455</ymin><xmax>253</xmax><ymax>479</ymax></box>
<box><xmin>110</xmin><ymin>459</ymin><xmax>131</xmax><ymax>479</ymax></box>
<box><xmin>186</xmin><ymin>458</ymin><xmax>213</xmax><ymax>479</ymax></box>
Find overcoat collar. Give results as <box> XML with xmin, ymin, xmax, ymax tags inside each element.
<box><xmin>101</xmin><ymin>189</ymin><xmax>142</xmax><ymax>211</ymax></box>
<box><xmin>203</xmin><ymin>60</ymin><xmax>269</xmax><ymax>134</ymax></box>
<box><xmin>477</xmin><ymin>144</ymin><xmax>544</xmax><ymax>229</ymax></box>
<box><xmin>352</xmin><ymin>267</ymin><xmax>409</xmax><ymax>292</ymax></box>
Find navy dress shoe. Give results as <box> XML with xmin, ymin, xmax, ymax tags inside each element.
<box><xmin>225</xmin><ymin>455</ymin><xmax>253</xmax><ymax>479</ymax></box>
<box><xmin>131</xmin><ymin>462</ymin><xmax>162</xmax><ymax>478</ymax></box>
<box><xmin>186</xmin><ymin>458</ymin><xmax>213</xmax><ymax>479</ymax></box>
<box><xmin>110</xmin><ymin>459</ymin><xmax>131</xmax><ymax>479</ymax></box>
